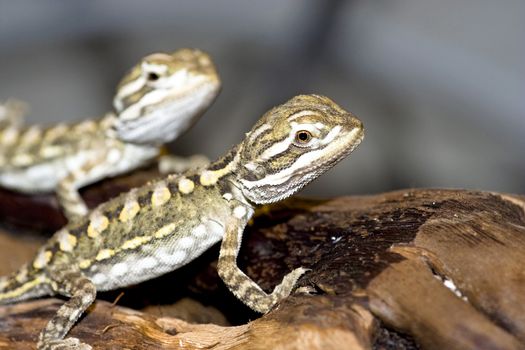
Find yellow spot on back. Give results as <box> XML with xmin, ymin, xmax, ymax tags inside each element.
<box><xmin>57</xmin><ymin>230</ymin><xmax>77</xmax><ymax>252</ymax></box>
<box><xmin>154</xmin><ymin>223</ymin><xmax>176</xmax><ymax>239</ymax></box>
<box><xmin>151</xmin><ymin>183</ymin><xmax>171</xmax><ymax>207</ymax></box>
<box><xmin>178</xmin><ymin>178</ymin><xmax>195</xmax><ymax>194</ymax></box>
<box><xmin>43</xmin><ymin>124</ymin><xmax>68</xmax><ymax>143</ymax></box>
<box><xmin>95</xmin><ymin>249</ymin><xmax>115</xmax><ymax>261</ymax></box>
<box><xmin>78</xmin><ymin>259</ymin><xmax>92</xmax><ymax>269</ymax></box>
<box><xmin>99</xmin><ymin>113</ymin><xmax>116</xmax><ymax>130</ymax></box>
<box><xmin>199</xmin><ymin>170</ymin><xmax>218</xmax><ymax>186</ymax></box>
<box><xmin>11</xmin><ymin>153</ymin><xmax>33</xmax><ymax>166</ymax></box>
<box><xmin>119</xmin><ymin>199</ymin><xmax>140</xmax><ymax>222</ymax></box>
<box><xmin>0</xmin><ymin>127</ymin><xmax>19</xmax><ymax>146</ymax></box>
<box><xmin>74</xmin><ymin>120</ymin><xmax>98</xmax><ymax>133</ymax></box>
<box><xmin>20</xmin><ymin>126</ymin><xmax>42</xmax><ymax>146</ymax></box>
<box><xmin>33</xmin><ymin>250</ymin><xmax>52</xmax><ymax>269</ymax></box>
<box><xmin>122</xmin><ymin>236</ymin><xmax>152</xmax><ymax>250</ymax></box>
<box><xmin>88</xmin><ymin>213</ymin><xmax>109</xmax><ymax>238</ymax></box>
<box><xmin>15</xmin><ymin>266</ymin><xmax>29</xmax><ymax>283</ymax></box>
<box><xmin>199</xmin><ymin>163</ymin><xmax>234</xmax><ymax>187</ymax></box>
<box><xmin>40</xmin><ymin>145</ymin><xmax>63</xmax><ymax>158</ymax></box>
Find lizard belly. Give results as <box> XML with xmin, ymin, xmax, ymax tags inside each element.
<box><xmin>85</xmin><ymin>219</ymin><xmax>226</xmax><ymax>291</ymax></box>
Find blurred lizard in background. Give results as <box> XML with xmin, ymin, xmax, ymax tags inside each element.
<box><xmin>0</xmin><ymin>48</ymin><xmax>220</xmax><ymax>221</ymax></box>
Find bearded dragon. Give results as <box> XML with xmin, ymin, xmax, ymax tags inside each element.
<box><xmin>0</xmin><ymin>48</ymin><xmax>220</xmax><ymax>221</ymax></box>
<box><xmin>0</xmin><ymin>94</ymin><xmax>364</xmax><ymax>350</ymax></box>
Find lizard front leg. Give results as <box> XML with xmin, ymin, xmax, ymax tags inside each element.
<box><xmin>217</xmin><ymin>215</ymin><xmax>309</xmax><ymax>313</ymax></box>
<box><xmin>56</xmin><ymin>170</ymin><xmax>90</xmax><ymax>221</ymax></box>
<box><xmin>37</xmin><ymin>268</ymin><xmax>96</xmax><ymax>350</ymax></box>
<box><xmin>56</xmin><ymin>152</ymin><xmax>110</xmax><ymax>221</ymax></box>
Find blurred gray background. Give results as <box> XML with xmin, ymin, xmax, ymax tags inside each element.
<box><xmin>0</xmin><ymin>0</ymin><xmax>523</xmax><ymax>197</ymax></box>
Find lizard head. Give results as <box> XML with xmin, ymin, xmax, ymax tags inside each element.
<box><xmin>236</xmin><ymin>94</ymin><xmax>364</xmax><ymax>204</ymax></box>
<box><xmin>112</xmin><ymin>48</ymin><xmax>221</xmax><ymax>144</ymax></box>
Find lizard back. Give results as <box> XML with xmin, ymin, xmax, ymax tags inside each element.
<box><xmin>0</xmin><ymin>115</ymin><xmax>157</xmax><ymax>192</ymax></box>
<box><xmin>32</xmin><ymin>172</ymin><xmax>240</xmax><ymax>291</ymax></box>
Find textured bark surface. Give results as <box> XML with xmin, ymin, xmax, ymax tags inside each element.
<box><xmin>1</xmin><ymin>170</ymin><xmax>524</xmax><ymax>350</ymax></box>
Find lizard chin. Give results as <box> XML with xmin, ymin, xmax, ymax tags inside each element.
<box><xmin>114</xmin><ymin>81</ymin><xmax>220</xmax><ymax>145</ymax></box>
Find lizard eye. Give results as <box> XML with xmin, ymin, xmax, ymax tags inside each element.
<box><xmin>147</xmin><ymin>72</ymin><xmax>160</xmax><ymax>81</ymax></box>
<box><xmin>294</xmin><ymin>130</ymin><xmax>313</xmax><ymax>144</ymax></box>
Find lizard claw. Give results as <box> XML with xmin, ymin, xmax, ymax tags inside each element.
<box><xmin>295</xmin><ymin>285</ymin><xmax>317</xmax><ymax>295</ymax></box>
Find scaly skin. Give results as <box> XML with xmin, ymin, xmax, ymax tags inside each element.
<box><xmin>0</xmin><ymin>94</ymin><xmax>364</xmax><ymax>350</ymax></box>
<box><xmin>0</xmin><ymin>49</ymin><xmax>220</xmax><ymax>221</ymax></box>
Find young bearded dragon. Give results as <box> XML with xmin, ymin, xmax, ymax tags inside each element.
<box><xmin>0</xmin><ymin>94</ymin><xmax>364</xmax><ymax>350</ymax></box>
<box><xmin>0</xmin><ymin>48</ymin><xmax>220</xmax><ymax>221</ymax></box>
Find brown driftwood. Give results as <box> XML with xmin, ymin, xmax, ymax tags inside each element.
<box><xmin>1</xmin><ymin>174</ymin><xmax>524</xmax><ymax>349</ymax></box>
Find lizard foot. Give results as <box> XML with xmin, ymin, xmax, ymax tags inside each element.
<box><xmin>273</xmin><ymin>267</ymin><xmax>311</xmax><ymax>298</ymax></box>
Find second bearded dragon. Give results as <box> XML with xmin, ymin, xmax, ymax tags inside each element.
<box><xmin>0</xmin><ymin>48</ymin><xmax>220</xmax><ymax>221</ymax></box>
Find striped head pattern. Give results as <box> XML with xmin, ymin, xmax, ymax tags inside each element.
<box><xmin>236</xmin><ymin>95</ymin><xmax>364</xmax><ymax>204</ymax></box>
<box><xmin>112</xmin><ymin>48</ymin><xmax>221</xmax><ymax>144</ymax></box>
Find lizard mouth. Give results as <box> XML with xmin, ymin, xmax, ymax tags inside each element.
<box><xmin>316</xmin><ymin>125</ymin><xmax>364</xmax><ymax>170</ymax></box>
<box><xmin>114</xmin><ymin>80</ymin><xmax>220</xmax><ymax>145</ymax></box>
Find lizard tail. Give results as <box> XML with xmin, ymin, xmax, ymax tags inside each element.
<box><xmin>0</xmin><ymin>264</ymin><xmax>49</xmax><ymax>304</ymax></box>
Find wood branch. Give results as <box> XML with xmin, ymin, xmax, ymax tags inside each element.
<box><xmin>1</xmin><ymin>170</ymin><xmax>524</xmax><ymax>349</ymax></box>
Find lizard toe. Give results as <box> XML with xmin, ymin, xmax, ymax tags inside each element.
<box><xmin>39</xmin><ymin>337</ymin><xmax>92</xmax><ymax>350</ymax></box>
